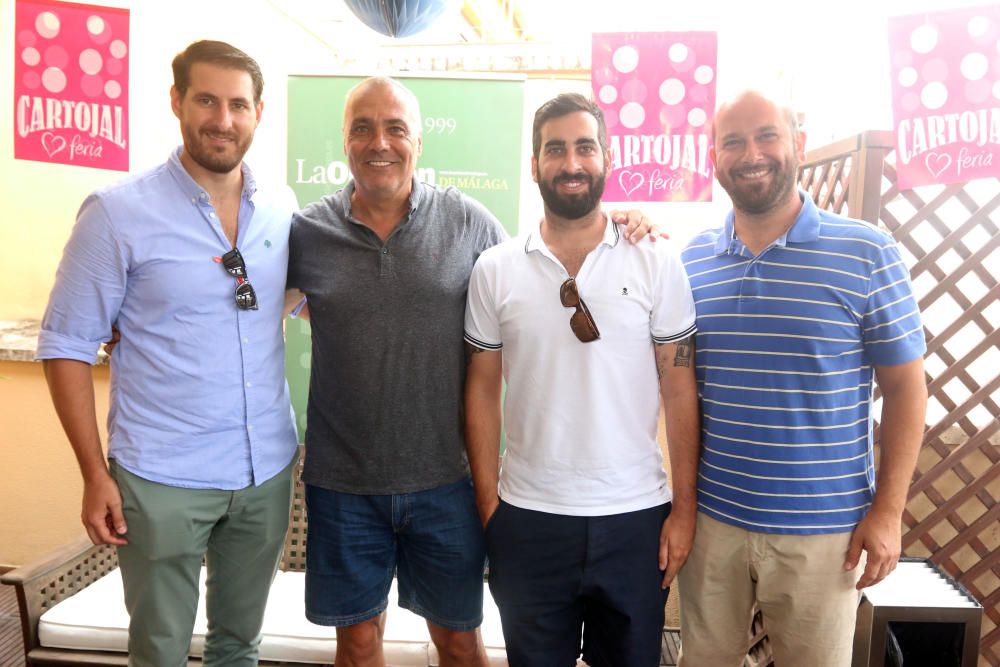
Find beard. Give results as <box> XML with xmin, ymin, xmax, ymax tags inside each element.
<box><xmin>182</xmin><ymin>124</ymin><xmax>253</xmax><ymax>174</ymax></box>
<box><xmin>719</xmin><ymin>155</ymin><xmax>798</xmax><ymax>215</ymax></box>
<box><xmin>538</xmin><ymin>170</ymin><xmax>607</xmax><ymax>220</ymax></box>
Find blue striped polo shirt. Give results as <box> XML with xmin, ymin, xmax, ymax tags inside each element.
<box><xmin>681</xmin><ymin>194</ymin><xmax>925</xmax><ymax>534</ymax></box>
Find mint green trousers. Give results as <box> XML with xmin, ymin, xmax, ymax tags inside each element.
<box><xmin>111</xmin><ymin>455</ymin><xmax>295</xmax><ymax>667</ymax></box>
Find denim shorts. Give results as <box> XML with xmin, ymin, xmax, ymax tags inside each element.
<box><xmin>304</xmin><ymin>476</ymin><xmax>486</xmax><ymax>630</ymax></box>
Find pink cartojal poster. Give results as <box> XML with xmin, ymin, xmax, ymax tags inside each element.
<box><xmin>14</xmin><ymin>0</ymin><xmax>129</xmax><ymax>171</ymax></box>
<box><xmin>888</xmin><ymin>5</ymin><xmax>1000</xmax><ymax>189</ymax></box>
<box><xmin>592</xmin><ymin>32</ymin><xmax>716</xmax><ymax>202</ymax></box>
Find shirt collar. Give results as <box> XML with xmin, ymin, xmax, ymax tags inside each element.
<box><xmin>167</xmin><ymin>146</ymin><xmax>257</xmax><ymax>202</ymax></box>
<box><xmin>343</xmin><ymin>175</ymin><xmax>424</xmax><ymax>218</ymax></box>
<box><xmin>714</xmin><ymin>190</ymin><xmax>820</xmax><ymax>255</ymax></box>
<box><xmin>524</xmin><ymin>213</ymin><xmax>619</xmax><ymax>254</ymax></box>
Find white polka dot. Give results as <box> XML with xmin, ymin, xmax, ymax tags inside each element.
<box><xmin>668</xmin><ymin>43</ymin><xmax>688</xmax><ymax>63</ymax></box>
<box><xmin>599</xmin><ymin>85</ymin><xmax>618</xmax><ymax>104</ymax></box>
<box><xmin>36</xmin><ymin>11</ymin><xmax>60</xmax><ymax>39</ymax></box>
<box><xmin>619</xmin><ymin>102</ymin><xmax>645</xmax><ymax>129</ymax></box>
<box><xmin>110</xmin><ymin>39</ymin><xmax>128</xmax><ymax>59</ymax></box>
<box><xmin>968</xmin><ymin>15</ymin><xmax>990</xmax><ymax>38</ymax></box>
<box><xmin>105</xmin><ymin>80</ymin><xmax>122</xmax><ymax>99</ymax></box>
<box><xmin>21</xmin><ymin>47</ymin><xmax>40</xmax><ymax>66</ymax></box>
<box><xmin>694</xmin><ymin>65</ymin><xmax>714</xmax><ymax>84</ymax></box>
<box><xmin>688</xmin><ymin>108</ymin><xmax>707</xmax><ymax>127</ymax></box>
<box><xmin>910</xmin><ymin>24</ymin><xmax>938</xmax><ymax>54</ymax></box>
<box><xmin>79</xmin><ymin>48</ymin><xmax>103</xmax><ymax>75</ymax></box>
<box><xmin>659</xmin><ymin>78</ymin><xmax>686</xmax><ymax>105</ymax></box>
<box><xmin>42</xmin><ymin>67</ymin><xmax>66</xmax><ymax>93</ymax></box>
<box><xmin>898</xmin><ymin>67</ymin><xmax>918</xmax><ymax>87</ymax></box>
<box><xmin>86</xmin><ymin>15</ymin><xmax>105</xmax><ymax>35</ymax></box>
<box><xmin>612</xmin><ymin>46</ymin><xmax>639</xmax><ymax>73</ymax></box>
<box><xmin>921</xmin><ymin>81</ymin><xmax>948</xmax><ymax>110</ymax></box>
<box><xmin>960</xmin><ymin>52</ymin><xmax>989</xmax><ymax>80</ymax></box>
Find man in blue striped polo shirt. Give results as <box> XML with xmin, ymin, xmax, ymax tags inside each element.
<box><xmin>677</xmin><ymin>90</ymin><xmax>927</xmax><ymax>667</ymax></box>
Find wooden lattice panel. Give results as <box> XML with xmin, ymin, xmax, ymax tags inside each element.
<box><xmin>802</xmin><ymin>131</ymin><xmax>1000</xmax><ymax>666</ymax></box>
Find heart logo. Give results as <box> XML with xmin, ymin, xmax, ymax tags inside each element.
<box><xmin>924</xmin><ymin>152</ymin><xmax>952</xmax><ymax>180</ymax></box>
<box><xmin>618</xmin><ymin>171</ymin><xmax>644</xmax><ymax>198</ymax></box>
<box><xmin>41</xmin><ymin>132</ymin><xmax>67</xmax><ymax>158</ymax></box>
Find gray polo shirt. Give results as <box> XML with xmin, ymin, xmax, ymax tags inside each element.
<box><xmin>289</xmin><ymin>178</ymin><xmax>507</xmax><ymax>494</ymax></box>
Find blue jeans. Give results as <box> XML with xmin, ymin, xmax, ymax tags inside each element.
<box><xmin>304</xmin><ymin>476</ymin><xmax>486</xmax><ymax>630</ymax></box>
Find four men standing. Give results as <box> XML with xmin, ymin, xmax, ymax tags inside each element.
<box><xmin>38</xmin><ymin>36</ymin><xmax>928</xmax><ymax>667</ymax></box>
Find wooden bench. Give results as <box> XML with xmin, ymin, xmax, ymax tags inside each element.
<box><xmin>1</xmin><ymin>450</ymin><xmax>507</xmax><ymax>666</ymax></box>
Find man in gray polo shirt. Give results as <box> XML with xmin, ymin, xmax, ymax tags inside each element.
<box><xmin>288</xmin><ymin>76</ymin><xmax>656</xmax><ymax>667</ymax></box>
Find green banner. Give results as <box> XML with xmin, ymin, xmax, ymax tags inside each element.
<box><xmin>284</xmin><ymin>75</ymin><xmax>525</xmax><ymax>437</ymax></box>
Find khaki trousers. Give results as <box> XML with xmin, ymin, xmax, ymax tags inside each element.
<box><xmin>677</xmin><ymin>513</ymin><xmax>862</xmax><ymax>667</ymax></box>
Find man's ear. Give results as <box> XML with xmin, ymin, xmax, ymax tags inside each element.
<box><xmin>795</xmin><ymin>130</ymin><xmax>807</xmax><ymax>160</ymax></box>
<box><xmin>254</xmin><ymin>100</ymin><xmax>264</xmax><ymax>128</ymax></box>
<box><xmin>531</xmin><ymin>155</ymin><xmax>539</xmax><ymax>183</ymax></box>
<box><xmin>170</xmin><ymin>86</ymin><xmax>182</xmax><ymax>119</ymax></box>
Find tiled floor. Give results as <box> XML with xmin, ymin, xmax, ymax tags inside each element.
<box><xmin>0</xmin><ymin>583</ymin><xmax>681</xmax><ymax>666</ymax></box>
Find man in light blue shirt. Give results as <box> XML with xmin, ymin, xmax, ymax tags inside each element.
<box><xmin>37</xmin><ymin>40</ymin><xmax>298</xmax><ymax>666</ymax></box>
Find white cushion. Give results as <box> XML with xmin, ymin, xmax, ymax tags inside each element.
<box><xmin>38</xmin><ymin>567</ymin><xmax>505</xmax><ymax>666</ymax></box>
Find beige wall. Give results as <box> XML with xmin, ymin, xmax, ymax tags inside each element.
<box><xmin>0</xmin><ymin>360</ymin><xmax>109</xmax><ymax>566</ymax></box>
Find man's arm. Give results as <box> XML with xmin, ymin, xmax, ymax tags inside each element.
<box><xmin>463</xmin><ymin>344</ymin><xmax>504</xmax><ymax>528</ymax></box>
<box><xmin>42</xmin><ymin>359</ymin><xmax>128</xmax><ymax>545</ymax></box>
<box><xmin>655</xmin><ymin>334</ymin><xmax>700</xmax><ymax>587</ymax></box>
<box><xmin>844</xmin><ymin>357</ymin><xmax>927</xmax><ymax>589</ymax></box>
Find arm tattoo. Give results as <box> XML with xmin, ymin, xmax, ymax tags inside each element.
<box><xmin>673</xmin><ymin>335</ymin><xmax>694</xmax><ymax>367</ymax></box>
<box><xmin>465</xmin><ymin>342</ymin><xmax>486</xmax><ymax>365</ymax></box>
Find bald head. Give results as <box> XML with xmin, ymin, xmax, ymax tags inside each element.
<box><xmin>712</xmin><ymin>90</ymin><xmax>799</xmax><ymax>146</ymax></box>
<box><xmin>343</xmin><ymin>76</ymin><xmax>422</xmax><ymax>136</ymax></box>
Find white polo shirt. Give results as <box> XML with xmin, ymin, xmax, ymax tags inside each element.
<box><xmin>464</xmin><ymin>218</ymin><xmax>697</xmax><ymax>516</ymax></box>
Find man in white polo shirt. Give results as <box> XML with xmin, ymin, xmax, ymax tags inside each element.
<box><xmin>463</xmin><ymin>92</ymin><xmax>700</xmax><ymax>667</ymax></box>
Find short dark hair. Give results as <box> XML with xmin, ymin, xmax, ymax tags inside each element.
<box><xmin>532</xmin><ymin>93</ymin><xmax>608</xmax><ymax>160</ymax></box>
<box><xmin>171</xmin><ymin>40</ymin><xmax>263</xmax><ymax>104</ymax></box>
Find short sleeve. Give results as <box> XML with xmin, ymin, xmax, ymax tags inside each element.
<box><xmin>464</xmin><ymin>252</ymin><xmax>502</xmax><ymax>351</ymax></box>
<box><xmin>651</xmin><ymin>246</ymin><xmax>697</xmax><ymax>344</ymax></box>
<box><xmin>863</xmin><ymin>237</ymin><xmax>926</xmax><ymax>366</ymax></box>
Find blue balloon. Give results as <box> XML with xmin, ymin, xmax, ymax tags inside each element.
<box><xmin>342</xmin><ymin>0</ymin><xmax>450</xmax><ymax>38</ymax></box>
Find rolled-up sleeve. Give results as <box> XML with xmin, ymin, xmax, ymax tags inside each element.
<box><xmin>37</xmin><ymin>194</ymin><xmax>128</xmax><ymax>363</ymax></box>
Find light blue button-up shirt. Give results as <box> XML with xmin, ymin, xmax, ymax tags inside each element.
<box><xmin>37</xmin><ymin>148</ymin><xmax>298</xmax><ymax>489</ymax></box>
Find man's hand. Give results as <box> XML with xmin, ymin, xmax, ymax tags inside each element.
<box><xmin>81</xmin><ymin>471</ymin><xmax>128</xmax><ymax>545</ymax></box>
<box><xmin>659</xmin><ymin>508</ymin><xmax>695</xmax><ymax>588</ymax></box>
<box><xmin>844</xmin><ymin>506</ymin><xmax>901</xmax><ymax>589</ymax></box>
<box><xmin>477</xmin><ymin>495</ymin><xmax>500</xmax><ymax>530</ymax></box>
<box><xmin>103</xmin><ymin>325</ymin><xmax>120</xmax><ymax>356</ymax></box>
<box><xmin>609</xmin><ymin>209</ymin><xmax>669</xmax><ymax>244</ymax></box>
